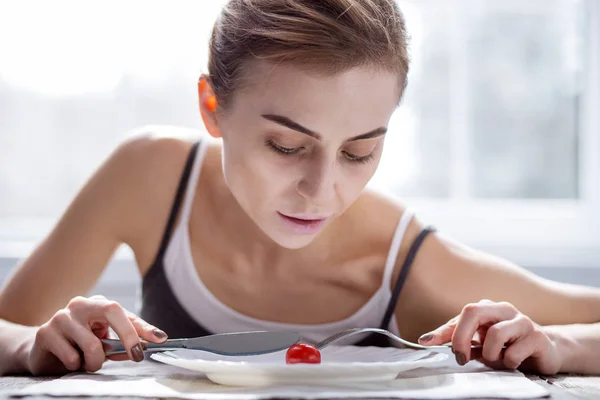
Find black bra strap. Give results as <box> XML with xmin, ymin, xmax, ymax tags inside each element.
<box><xmin>379</xmin><ymin>226</ymin><xmax>437</xmax><ymax>330</ymax></box>
<box><xmin>152</xmin><ymin>141</ymin><xmax>200</xmax><ymax>264</ymax></box>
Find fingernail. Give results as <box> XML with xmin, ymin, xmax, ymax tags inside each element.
<box><xmin>455</xmin><ymin>352</ymin><xmax>467</xmax><ymax>366</ymax></box>
<box><xmin>131</xmin><ymin>344</ymin><xmax>144</xmax><ymax>362</ymax></box>
<box><xmin>153</xmin><ymin>329</ymin><xmax>168</xmax><ymax>339</ymax></box>
<box><xmin>419</xmin><ymin>333</ymin><xmax>434</xmax><ymax>343</ymax></box>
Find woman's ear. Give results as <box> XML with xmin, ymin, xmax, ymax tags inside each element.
<box><xmin>198</xmin><ymin>76</ymin><xmax>222</xmax><ymax>138</ymax></box>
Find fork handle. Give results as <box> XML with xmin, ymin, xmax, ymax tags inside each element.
<box><xmin>428</xmin><ymin>343</ymin><xmax>508</xmax><ymax>356</ymax></box>
<box><xmin>101</xmin><ymin>338</ymin><xmax>185</xmax><ymax>356</ymax></box>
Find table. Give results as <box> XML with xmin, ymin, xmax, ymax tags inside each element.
<box><xmin>0</xmin><ymin>373</ymin><xmax>598</xmax><ymax>400</ymax></box>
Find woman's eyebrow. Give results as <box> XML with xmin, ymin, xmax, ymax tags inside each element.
<box><xmin>261</xmin><ymin>114</ymin><xmax>386</xmax><ymax>141</ymax></box>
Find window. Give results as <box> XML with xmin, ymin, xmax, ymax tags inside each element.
<box><xmin>370</xmin><ymin>0</ymin><xmax>600</xmax><ymax>267</ymax></box>
<box><xmin>0</xmin><ymin>0</ymin><xmax>598</xmax><ymax>267</ymax></box>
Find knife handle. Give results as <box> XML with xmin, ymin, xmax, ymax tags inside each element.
<box><xmin>101</xmin><ymin>338</ymin><xmax>181</xmax><ymax>356</ymax></box>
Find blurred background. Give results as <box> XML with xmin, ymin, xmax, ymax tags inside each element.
<box><xmin>0</xmin><ymin>0</ymin><xmax>599</xmax><ymax>310</ymax></box>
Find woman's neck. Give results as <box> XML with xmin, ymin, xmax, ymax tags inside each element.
<box><xmin>191</xmin><ymin>143</ymin><xmax>336</xmax><ymax>274</ymax></box>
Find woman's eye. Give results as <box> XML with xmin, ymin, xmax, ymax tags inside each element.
<box><xmin>266</xmin><ymin>139</ymin><xmax>301</xmax><ymax>155</ymax></box>
<box><xmin>342</xmin><ymin>151</ymin><xmax>375</xmax><ymax>164</ymax></box>
<box><xmin>265</xmin><ymin>139</ymin><xmax>375</xmax><ymax>164</ymax></box>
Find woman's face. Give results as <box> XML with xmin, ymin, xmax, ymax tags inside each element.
<box><xmin>209</xmin><ymin>62</ymin><xmax>401</xmax><ymax>249</ymax></box>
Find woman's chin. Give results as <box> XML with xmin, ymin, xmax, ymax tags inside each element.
<box><xmin>250</xmin><ymin>213</ymin><xmax>330</xmax><ymax>249</ymax></box>
<box><xmin>268</xmin><ymin>230</ymin><xmax>318</xmax><ymax>250</ymax></box>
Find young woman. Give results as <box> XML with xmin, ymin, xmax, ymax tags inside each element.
<box><xmin>1</xmin><ymin>0</ymin><xmax>599</xmax><ymax>377</ymax></box>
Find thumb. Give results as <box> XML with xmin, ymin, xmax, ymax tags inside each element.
<box><xmin>418</xmin><ymin>322</ymin><xmax>456</xmax><ymax>346</ymax></box>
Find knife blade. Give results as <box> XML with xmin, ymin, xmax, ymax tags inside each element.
<box><xmin>102</xmin><ymin>331</ymin><xmax>301</xmax><ymax>356</ymax></box>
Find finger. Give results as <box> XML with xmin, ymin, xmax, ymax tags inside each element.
<box><xmin>502</xmin><ymin>330</ymin><xmax>546</xmax><ymax>370</ymax></box>
<box><xmin>58</xmin><ymin>319</ymin><xmax>107</xmax><ymax>372</ymax></box>
<box><xmin>84</xmin><ymin>300</ymin><xmax>144</xmax><ymax>363</ymax></box>
<box><xmin>457</xmin><ymin>338</ymin><xmax>502</xmax><ymax>366</ymax></box>
<box><xmin>88</xmin><ymin>295</ymin><xmax>108</xmax><ymax>301</ymax></box>
<box><xmin>418</xmin><ymin>316</ymin><xmax>459</xmax><ymax>345</ymax></box>
<box><xmin>481</xmin><ymin>315</ymin><xmax>532</xmax><ymax>362</ymax></box>
<box><xmin>471</xmin><ymin>336</ymin><xmax>504</xmax><ymax>361</ymax></box>
<box><xmin>474</xmin><ymin>356</ymin><xmax>508</xmax><ymax>371</ymax></box>
<box><xmin>473</xmin><ymin>326</ymin><xmax>488</xmax><ymax>344</ymax></box>
<box><xmin>452</xmin><ymin>302</ymin><xmax>518</xmax><ymax>364</ymax></box>
<box><xmin>126</xmin><ymin>312</ymin><xmax>168</xmax><ymax>343</ymax></box>
<box><xmin>419</xmin><ymin>323</ymin><xmax>456</xmax><ymax>345</ymax></box>
<box><xmin>107</xmin><ymin>354</ymin><xmax>131</xmax><ymax>362</ymax></box>
<box><xmin>37</xmin><ymin>325</ymin><xmax>82</xmax><ymax>372</ymax></box>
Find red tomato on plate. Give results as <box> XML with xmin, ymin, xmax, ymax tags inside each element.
<box><xmin>285</xmin><ymin>343</ymin><xmax>321</xmax><ymax>364</ymax></box>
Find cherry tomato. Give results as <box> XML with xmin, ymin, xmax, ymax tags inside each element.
<box><xmin>285</xmin><ymin>343</ymin><xmax>321</xmax><ymax>364</ymax></box>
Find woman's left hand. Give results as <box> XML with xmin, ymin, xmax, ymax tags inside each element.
<box><xmin>417</xmin><ymin>300</ymin><xmax>561</xmax><ymax>375</ymax></box>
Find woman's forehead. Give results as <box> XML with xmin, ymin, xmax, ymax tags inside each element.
<box><xmin>240</xmin><ymin>60</ymin><xmax>401</xmax><ymax>97</ymax></box>
<box><xmin>228</xmin><ymin>61</ymin><xmax>401</xmax><ymax>133</ymax></box>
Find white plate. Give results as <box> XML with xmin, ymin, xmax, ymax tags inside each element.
<box><xmin>151</xmin><ymin>346</ymin><xmax>448</xmax><ymax>387</ymax></box>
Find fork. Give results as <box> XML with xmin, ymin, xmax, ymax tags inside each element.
<box><xmin>312</xmin><ymin>328</ymin><xmax>497</xmax><ymax>356</ymax></box>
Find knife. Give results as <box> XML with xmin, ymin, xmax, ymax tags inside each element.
<box><xmin>101</xmin><ymin>331</ymin><xmax>301</xmax><ymax>356</ymax></box>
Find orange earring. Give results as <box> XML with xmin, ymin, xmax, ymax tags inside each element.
<box><xmin>205</xmin><ymin>96</ymin><xmax>217</xmax><ymax>112</ymax></box>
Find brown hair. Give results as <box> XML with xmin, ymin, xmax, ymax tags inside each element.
<box><xmin>207</xmin><ymin>0</ymin><xmax>410</xmax><ymax>110</ymax></box>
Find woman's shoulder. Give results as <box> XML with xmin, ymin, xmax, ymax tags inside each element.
<box><xmin>345</xmin><ymin>189</ymin><xmax>412</xmax><ymax>237</ymax></box>
<box><xmin>111</xmin><ymin>127</ymin><xmax>199</xmax><ymax>198</ymax></box>
<box><xmin>104</xmin><ymin>126</ymin><xmax>210</xmax><ymax>259</ymax></box>
<box><xmin>119</xmin><ymin>125</ymin><xmax>206</xmax><ymax>161</ymax></box>
<box><xmin>114</xmin><ymin>125</ymin><xmax>216</xmax><ymax>178</ymax></box>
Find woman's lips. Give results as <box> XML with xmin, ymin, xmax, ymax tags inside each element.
<box><xmin>277</xmin><ymin>212</ymin><xmax>329</xmax><ymax>235</ymax></box>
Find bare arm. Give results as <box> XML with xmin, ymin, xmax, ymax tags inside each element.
<box><xmin>543</xmin><ymin>323</ymin><xmax>600</xmax><ymax>374</ymax></box>
<box><xmin>0</xmin><ymin>319</ymin><xmax>36</xmax><ymax>375</ymax></box>
<box><xmin>1</xmin><ymin>139</ymin><xmax>137</xmax><ymax>325</ymax></box>
<box><xmin>392</xmin><ymin>217</ymin><xmax>600</xmax><ymax>373</ymax></box>
<box><xmin>0</xmin><ymin>135</ymin><xmax>192</xmax><ymax>374</ymax></box>
<box><xmin>0</xmin><ymin>136</ymin><xmax>190</xmax><ymax>325</ymax></box>
<box><xmin>394</xmin><ymin>223</ymin><xmax>600</xmax><ymax>341</ymax></box>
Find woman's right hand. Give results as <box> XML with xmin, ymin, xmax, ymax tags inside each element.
<box><xmin>27</xmin><ymin>295</ymin><xmax>168</xmax><ymax>375</ymax></box>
